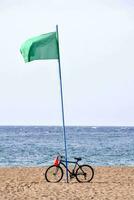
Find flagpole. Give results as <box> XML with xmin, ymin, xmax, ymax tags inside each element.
<box><xmin>56</xmin><ymin>25</ymin><xmax>68</xmax><ymax>183</ymax></box>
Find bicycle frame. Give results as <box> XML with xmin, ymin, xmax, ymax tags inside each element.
<box><xmin>59</xmin><ymin>159</ymin><xmax>81</xmax><ymax>176</ymax></box>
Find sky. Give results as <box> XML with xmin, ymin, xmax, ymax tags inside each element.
<box><xmin>0</xmin><ymin>0</ymin><xmax>134</xmax><ymax>126</ymax></box>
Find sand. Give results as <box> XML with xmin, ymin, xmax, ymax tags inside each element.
<box><xmin>0</xmin><ymin>166</ymin><xmax>134</xmax><ymax>200</ymax></box>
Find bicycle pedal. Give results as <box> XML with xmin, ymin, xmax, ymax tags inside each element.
<box><xmin>70</xmin><ymin>175</ymin><xmax>74</xmax><ymax>179</ymax></box>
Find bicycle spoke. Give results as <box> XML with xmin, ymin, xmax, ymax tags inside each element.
<box><xmin>76</xmin><ymin>165</ymin><xmax>94</xmax><ymax>183</ymax></box>
<box><xmin>45</xmin><ymin>165</ymin><xmax>63</xmax><ymax>182</ymax></box>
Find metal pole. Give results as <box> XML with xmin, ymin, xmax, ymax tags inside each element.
<box><xmin>56</xmin><ymin>25</ymin><xmax>68</xmax><ymax>183</ymax></box>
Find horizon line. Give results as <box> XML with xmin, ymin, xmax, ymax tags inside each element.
<box><xmin>0</xmin><ymin>125</ymin><xmax>134</xmax><ymax>127</ymax></box>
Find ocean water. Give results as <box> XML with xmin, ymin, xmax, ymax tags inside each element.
<box><xmin>0</xmin><ymin>126</ymin><xmax>134</xmax><ymax>167</ymax></box>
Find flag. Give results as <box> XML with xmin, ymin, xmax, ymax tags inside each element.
<box><xmin>20</xmin><ymin>32</ymin><xmax>59</xmax><ymax>62</ymax></box>
<box><xmin>20</xmin><ymin>25</ymin><xmax>69</xmax><ymax>182</ymax></box>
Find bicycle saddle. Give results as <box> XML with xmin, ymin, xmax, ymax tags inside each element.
<box><xmin>74</xmin><ymin>157</ymin><xmax>82</xmax><ymax>161</ymax></box>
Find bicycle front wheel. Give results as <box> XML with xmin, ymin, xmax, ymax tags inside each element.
<box><xmin>76</xmin><ymin>164</ymin><xmax>94</xmax><ymax>183</ymax></box>
<box><xmin>45</xmin><ymin>165</ymin><xmax>63</xmax><ymax>183</ymax></box>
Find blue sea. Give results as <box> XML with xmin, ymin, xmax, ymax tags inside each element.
<box><xmin>0</xmin><ymin>126</ymin><xmax>134</xmax><ymax>167</ymax></box>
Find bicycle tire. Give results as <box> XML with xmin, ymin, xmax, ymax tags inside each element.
<box><xmin>45</xmin><ymin>165</ymin><xmax>63</xmax><ymax>183</ymax></box>
<box><xmin>76</xmin><ymin>164</ymin><xmax>94</xmax><ymax>183</ymax></box>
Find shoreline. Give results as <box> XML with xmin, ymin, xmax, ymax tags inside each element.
<box><xmin>0</xmin><ymin>166</ymin><xmax>134</xmax><ymax>199</ymax></box>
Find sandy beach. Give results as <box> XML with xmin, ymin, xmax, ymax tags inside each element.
<box><xmin>0</xmin><ymin>166</ymin><xmax>133</xmax><ymax>200</ymax></box>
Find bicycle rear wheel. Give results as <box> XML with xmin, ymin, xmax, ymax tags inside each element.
<box><xmin>45</xmin><ymin>165</ymin><xmax>63</xmax><ymax>183</ymax></box>
<box><xmin>76</xmin><ymin>164</ymin><xmax>94</xmax><ymax>183</ymax></box>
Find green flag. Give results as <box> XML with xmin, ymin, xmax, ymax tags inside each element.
<box><xmin>20</xmin><ymin>32</ymin><xmax>59</xmax><ymax>63</ymax></box>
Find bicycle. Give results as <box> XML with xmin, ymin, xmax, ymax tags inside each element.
<box><xmin>45</xmin><ymin>153</ymin><xmax>94</xmax><ymax>183</ymax></box>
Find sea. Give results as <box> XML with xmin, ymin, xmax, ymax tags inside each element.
<box><xmin>0</xmin><ymin>126</ymin><xmax>134</xmax><ymax>167</ymax></box>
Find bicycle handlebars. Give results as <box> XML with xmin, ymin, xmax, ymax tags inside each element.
<box><xmin>56</xmin><ymin>153</ymin><xmax>82</xmax><ymax>161</ymax></box>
